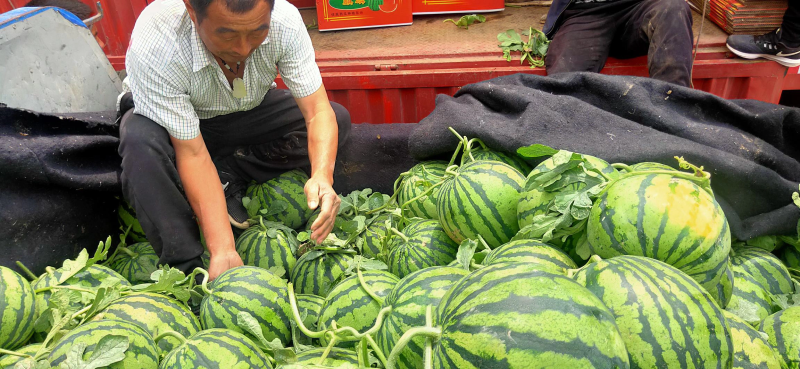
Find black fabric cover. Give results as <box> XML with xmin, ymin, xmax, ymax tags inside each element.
<box><xmin>409</xmin><ymin>72</ymin><xmax>800</xmax><ymax>242</ymax></box>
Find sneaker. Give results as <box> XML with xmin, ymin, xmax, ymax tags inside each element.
<box><xmin>219</xmin><ymin>170</ymin><xmax>250</xmax><ymax>229</ymax></box>
<box><xmin>726</xmin><ymin>28</ymin><xmax>800</xmax><ymax>68</ymax></box>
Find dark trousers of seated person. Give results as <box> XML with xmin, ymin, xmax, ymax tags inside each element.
<box><xmin>782</xmin><ymin>0</ymin><xmax>800</xmax><ymax>46</ymax></box>
<box><xmin>545</xmin><ymin>0</ymin><xmax>694</xmax><ymax>87</ymax></box>
<box><xmin>118</xmin><ymin>89</ymin><xmax>352</xmax><ymax>274</ymax></box>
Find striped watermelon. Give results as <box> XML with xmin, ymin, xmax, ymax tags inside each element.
<box><xmin>713</xmin><ymin>258</ymin><xmax>735</xmax><ymax>309</ymax></box>
<box><xmin>724</xmin><ymin>311</ymin><xmax>783</xmax><ymax>369</ymax></box>
<box><xmin>160</xmin><ymin>329</ymin><xmax>273</xmax><ymax>369</ymax></box>
<box><xmin>432</xmin><ymin>262</ymin><xmax>629</xmax><ymax>368</ymax></box>
<box><xmin>0</xmin><ymin>266</ymin><xmax>35</xmax><ymax>350</ymax></box>
<box><xmin>290</xmin><ymin>251</ymin><xmax>354</xmax><ymax>297</ymax></box>
<box><xmin>235</xmin><ymin>220</ymin><xmax>298</xmax><ymax>274</ymax></box>
<box><xmin>482</xmin><ymin>239</ymin><xmax>577</xmax><ymax>274</ymax></box>
<box><xmin>437</xmin><ymin>160</ymin><xmax>525</xmax><ymax>247</ymax></box>
<box><xmin>118</xmin><ymin>199</ymin><xmax>147</xmax><ymax>243</ymax></box>
<box><xmin>246</xmin><ymin>169</ymin><xmax>312</xmax><ymax>229</ymax></box>
<box><xmin>759</xmin><ymin>306</ymin><xmax>800</xmax><ymax>368</ymax></box>
<box><xmin>376</xmin><ymin>266</ymin><xmax>468</xmax><ymax>369</ymax></box>
<box><xmin>468</xmin><ymin>147</ymin><xmax>531</xmax><ymax>175</ymax></box>
<box><xmin>295</xmin><ymin>293</ymin><xmax>324</xmax><ymax>345</ymax></box>
<box><xmin>48</xmin><ymin>319</ymin><xmax>159</xmax><ymax>369</ymax></box>
<box><xmin>0</xmin><ymin>343</ymin><xmax>41</xmax><ymax>367</ymax></box>
<box><xmin>294</xmin><ymin>347</ymin><xmax>359</xmax><ymax>368</ymax></box>
<box><xmin>726</xmin><ymin>265</ymin><xmax>780</xmax><ymax>326</ymax></box>
<box><xmin>96</xmin><ymin>292</ymin><xmax>200</xmax><ymax>354</ymax></box>
<box><xmin>586</xmin><ymin>173</ymin><xmax>733</xmax><ymax>306</ymax></box>
<box><xmin>629</xmin><ymin>162</ymin><xmax>677</xmax><ymax>172</ymax></box>
<box><xmin>732</xmin><ymin>245</ymin><xmax>795</xmax><ymax>296</ymax></box>
<box><xmin>387</xmin><ymin>219</ymin><xmax>459</xmax><ymax>278</ymax></box>
<box><xmin>317</xmin><ymin>270</ymin><xmax>399</xmax><ymax>348</ymax></box>
<box><xmin>361</xmin><ymin>213</ymin><xmax>399</xmax><ymax>259</ymax></box>
<box><xmin>573</xmin><ymin>255</ymin><xmax>733</xmax><ymax>369</ymax></box>
<box><xmin>106</xmin><ymin>242</ymin><xmax>159</xmax><ymax>284</ymax></box>
<box><xmin>200</xmin><ymin>266</ymin><xmax>293</xmax><ymax>346</ymax></box>
<box><xmin>397</xmin><ymin>161</ymin><xmax>448</xmax><ymax>220</ymax></box>
<box><xmin>780</xmin><ymin>245</ymin><xmax>800</xmax><ymax>269</ymax></box>
<box><xmin>33</xmin><ymin>265</ymin><xmax>130</xmax><ymax>323</ymax></box>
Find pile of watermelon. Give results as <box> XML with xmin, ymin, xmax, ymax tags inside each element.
<box><xmin>2</xmin><ymin>131</ymin><xmax>800</xmax><ymax>369</ymax></box>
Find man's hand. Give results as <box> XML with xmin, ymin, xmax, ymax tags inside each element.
<box><xmin>306</xmin><ymin>176</ymin><xmax>341</xmax><ymax>244</ymax></box>
<box><xmin>207</xmin><ymin>250</ymin><xmax>244</xmax><ymax>281</ymax></box>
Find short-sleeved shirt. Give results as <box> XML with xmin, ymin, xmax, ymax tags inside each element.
<box><xmin>119</xmin><ymin>0</ymin><xmax>322</xmax><ymax>140</ymax></box>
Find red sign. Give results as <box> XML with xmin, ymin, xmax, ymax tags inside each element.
<box><xmin>316</xmin><ymin>0</ymin><xmax>412</xmax><ymax>31</ymax></box>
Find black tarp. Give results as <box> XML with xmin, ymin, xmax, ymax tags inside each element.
<box><xmin>410</xmin><ymin>72</ymin><xmax>800</xmax><ymax>242</ymax></box>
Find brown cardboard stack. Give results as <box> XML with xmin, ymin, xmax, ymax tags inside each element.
<box><xmin>688</xmin><ymin>0</ymin><xmax>788</xmax><ymax>35</ymax></box>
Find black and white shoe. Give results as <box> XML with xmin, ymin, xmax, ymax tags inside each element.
<box><xmin>220</xmin><ymin>170</ymin><xmax>250</xmax><ymax>229</ymax></box>
<box><xmin>726</xmin><ymin>28</ymin><xmax>800</xmax><ymax>68</ymax></box>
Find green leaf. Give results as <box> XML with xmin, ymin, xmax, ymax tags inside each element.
<box><xmin>351</xmin><ymin>255</ymin><xmax>388</xmax><ymax>271</ymax></box>
<box><xmin>237</xmin><ymin>312</ymin><xmax>272</xmax><ymax>348</ymax></box>
<box><xmin>516</xmin><ymin>144</ymin><xmax>558</xmax><ymax>159</ymax></box>
<box><xmin>13</xmin><ymin>359</ymin><xmax>37</xmax><ymax>369</ymax></box>
<box><xmin>273</xmin><ymin>349</ymin><xmax>297</xmax><ymax>366</ymax></box>
<box><xmin>444</xmin><ymin>14</ymin><xmax>486</xmax><ymax>29</ymax></box>
<box><xmin>83</xmin><ymin>335</ymin><xmax>129</xmax><ymax>369</ymax></box>
<box><xmin>260</xmin><ymin>200</ymin><xmax>289</xmax><ymax>218</ymax></box>
<box><xmin>297</xmin><ymin>232</ymin><xmax>310</xmax><ymax>242</ymax></box>
<box><xmin>81</xmin><ymin>287</ymin><xmax>122</xmax><ymax>323</ymax></box>
<box><xmin>456</xmin><ymin>239</ymin><xmax>478</xmax><ymax>271</ymax></box>
<box><xmin>574</xmin><ymin>233</ymin><xmax>592</xmax><ymax>260</ymax></box>
<box><xmin>58</xmin><ymin>250</ymin><xmax>89</xmax><ymax>284</ymax></box>
<box><xmin>138</xmin><ymin>266</ymin><xmax>191</xmax><ymax>303</ymax></box>
<box><xmin>266</xmin><ymin>266</ymin><xmax>286</xmax><ymax>278</ymax></box>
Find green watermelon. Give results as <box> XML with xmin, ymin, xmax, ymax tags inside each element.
<box><xmin>586</xmin><ymin>173</ymin><xmax>732</xmax><ymax>306</ymax></box>
<box><xmin>481</xmin><ymin>239</ymin><xmax>577</xmax><ymax>274</ymax></box>
<box><xmin>295</xmin><ymin>293</ymin><xmax>325</xmax><ymax>346</ymax></box>
<box><xmin>33</xmin><ymin>265</ymin><xmax>130</xmax><ymax>324</ymax></box>
<box><xmin>724</xmin><ymin>311</ymin><xmax>783</xmax><ymax>369</ymax></box>
<box><xmin>726</xmin><ymin>265</ymin><xmax>780</xmax><ymax>326</ymax></box>
<box><xmin>317</xmin><ymin>270</ymin><xmax>399</xmax><ymax>348</ymax></box>
<box><xmin>361</xmin><ymin>213</ymin><xmax>399</xmax><ymax>259</ymax></box>
<box><xmin>160</xmin><ymin>329</ymin><xmax>273</xmax><ymax>368</ymax></box>
<box><xmin>468</xmin><ymin>147</ymin><xmax>531</xmax><ymax>175</ymax></box>
<box><xmin>713</xmin><ymin>258</ymin><xmax>735</xmax><ymax>309</ymax></box>
<box><xmin>200</xmin><ymin>266</ymin><xmax>293</xmax><ymax>346</ymax></box>
<box><xmin>246</xmin><ymin>169</ymin><xmax>312</xmax><ymax>229</ymax></box>
<box><xmin>118</xmin><ymin>199</ymin><xmax>147</xmax><ymax>243</ymax></box>
<box><xmin>107</xmin><ymin>242</ymin><xmax>159</xmax><ymax>284</ymax></box>
<box><xmin>96</xmin><ymin>292</ymin><xmax>200</xmax><ymax>354</ymax></box>
<box><xmin>48</xmin><ymin>319</ymin><xmax>159</xmax><ymax>369</ymax></box>
<box><xmin>0</xmin><ymin>343</ymin><xmax>41</xmax><ymax>367</ymax></box>
<box><xmin>437</xmin><ymin>160</ymin><xmax>525</xmax><ymax>247</ymax></box>
<box><xmin>0</xmin><ymin>266</ymin><xmax>35</xmax><ymax>350</ymax></box>
<box><xmin>397</xmin><ymin>161</ymin><xmax>448</xmax><ymax>220</ymax></box>
<box><xmin>732</xmin><ymin>245</ymin><xmax>795</xmax><ymax>296</ymax></box>
<box><xmin>780</xmin><ymin>245</ymin><xmax>800</xmax><ymax>269</ymax></box>
<box><xmin>290</xmin><ymin>251</ymin><xmax>354</xmax><ymax>297</ymax></box>
<box><xmin>388</xmin><ymin>219</ymin><xmax>459</xmax><ymax>278</ymax></box>
<box><xmin>433</xmin><ymin>262</ymin><xmax>629</xmax><ymax>369</ymax></box>
<box><xmin>376</xmin><ymin>266</ymin><xmax>468</xmax><ymax>369</ymax></box>
<box><xmin>759</xmin><ymin>306</ymin><xmax>800</xmax><ymax>368</ymax></box>
<box><xmin>573</xmin><ymin>255</ymin><xmax>733</xmax><ymax>369</ymax></box>
<box><xmin>294</xmin><ymin>347</ymin><xmax>359</xmax><ymax>368</ymax></box>
<box><xmin>235</xmin><ymin>220</ymin><xmax>298</xmax><ymax>274</ymax></box>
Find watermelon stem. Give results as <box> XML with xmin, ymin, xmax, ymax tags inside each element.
<box><xmin>0</xmin><ymin>348</ymin><xmax>32</xmax><ymax>359</ymax></box>
<box><xmin>365</xmin><ymin>334</ymin><xmax>388</xmax><ymax>368</ymax></box>
<box><xmin>153</xmin><ymin>330</ymin><xmax>187</xmax><ymax>346</ymax></box>
<box><xmin>612</xmin><ymin>163</ymin><xmax>634</xmax><ymax>173</ymax></box>
<box><xmin>117</xmin><ymin>246</ymin><xmax>138</xmax><ymax>259</ymax></box>
<box><xmin>386</xmin><ymin>306</ymin><xmax>440</xmax><ymax>369</ymax></box>
<box><xmin>390</xmin><ymin>228</ymin><xmax>410</xmax><ymax>244</ymax></box>
<box><xmin>477</xmin><ymin>236</ymin><xmax>492</xmax><ymax>252</ymax></box>
<box><xmin>424</xmin><ymin>305</ymin><xmax>434</xmax><ymax>369</ymax></box>
<box><xmin>317</xmin><ymin>333</ymin><xmax>337</xmax><ymax>365</ymax></box>
<box><xmin>15</xmin><ymin>261</ymin><xmax>37</xmax><ymax>281</ymax></box>
<box><xmin>397</xmin><ymin>180</ymin><xmax>444</xmax><ymax>213</ymax></box>
<box><xmin>357</xmin><ymin>268</ymin><xmax>382</xmax><ymax>304</ymax></box>
<box><xmin>195</xmin><ymin>268</ymin><xmax>213</xmax><ymax>295</ymax></box>
<box><xmin>34</xmin><ymin>285</ymin><xmax>97</xmax><ymax>295</ymax></box>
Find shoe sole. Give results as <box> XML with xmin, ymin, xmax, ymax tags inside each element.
<box><xmin>727</xmin><ymin>44</ymin><xmax>800</xmax><ymax>68</ymax></box>
<box><xmin>229</xmin><ymin>215</ymin><xmax>250</xmax><ymax>230</ymax></box>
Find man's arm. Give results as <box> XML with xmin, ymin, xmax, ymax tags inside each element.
<box><xmin>171</xmin><ymin>135</ymin><xmax>243</xmax><ymax>280</ymax></box>
<box><xmin>295</xmin><ymin>85</ymin><xmax>341</xmax><ymax>244</ymax></box>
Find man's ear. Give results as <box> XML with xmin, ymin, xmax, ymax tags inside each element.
<box><xmin>183</xmin><ymin>0</ymin><xmax>199</xmax><ymax>24</ymax></box>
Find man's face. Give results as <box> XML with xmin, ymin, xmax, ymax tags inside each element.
<box><xmin>185</xmin><ymin>0</ymin><xmax>272</xmax><ymax>64</ymax></box>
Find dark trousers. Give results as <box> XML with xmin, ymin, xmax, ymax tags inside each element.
<box><xmin>545</xmin><ymin>0</ymin><xmax>694</xmax><ymax>87</ymax></box>
<box><xmin>782</xmin><ymin>0</ymin><xmax>800</xmax><ymax>46</ymax></box>
<box><xmin>118</xmin><ymin>89</ymin><xmax>352</xmax><ymax>273</ymax></box>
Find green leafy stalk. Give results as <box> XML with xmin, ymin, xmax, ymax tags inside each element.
<box><xmin>443</xmin><ymin>14</ymin><xmax>486</xmax><ymax>29</ymax></box>
<box><xmin>497</xmin><ymin>27</ymin><xmax>550</xmax><ymax>68</ymax></box>
<box><xmin>15</xmin><ymin>261</ymin><xmax>37</xmax><ymax>281</ymax></box>
<box><xmin>386</xmin><ymin>306</ymin><xmax>441</xmax><ymax>369</ymax></box>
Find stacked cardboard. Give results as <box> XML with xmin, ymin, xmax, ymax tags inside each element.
<box><xmin>688</xmin><ymin>0</ymin><xmax>788</xmax><ymax>35</ymax></box>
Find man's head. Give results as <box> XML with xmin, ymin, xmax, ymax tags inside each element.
<box><xmin>184</xmin><ymin>0</ymin><xmax>275</xmax><ymax>64</ymax></box>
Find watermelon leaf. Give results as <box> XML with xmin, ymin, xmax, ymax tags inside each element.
<box><xmin>57</xmin><ymin>251</ymin><xmax>89</xmax><ymax>284</ymax></box>
<box><xmin>266</xmin><ymin>266</ymin><xmax>286</xmax><ymax>278</ymax></box>
<box><xmin>80</xmin><ymin>286</ymin><xmax>121</xmax><ymax>324</ymax></box>
<box><xmin>237</xmin><ymin>312</ymin><xmax>295</xmax><ymax>363</ymax></box>
<box><xmin>516</xmin><ymin>144</ymin><xmax>558</xmax><ymax>159</ymax></box>
<box><xmin>131</xmin><ymin>266</ymin><xmax>191</xmax><ymax>303</ymax></box>
<box><xmin>456</xmin><ymin>240</ymin><xmax>479</xmax><ymax>271</ymax></box>
<box><xmin>60</xmin><ymin>335</ymin><xmax>128</xmax><ymax>369</ymax></box>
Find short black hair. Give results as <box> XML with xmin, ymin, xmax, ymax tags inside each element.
<box><xmin>24</xmin><ymin>0</ymin><xmax>92</xmax><ymax>19</ymax></box>
<box><xmin>189</xmin><ymin>0</ymin><xmax>274</xmax><ymax>22</ymax></box>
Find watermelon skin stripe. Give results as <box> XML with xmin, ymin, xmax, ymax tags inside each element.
<box><xmin>732</xmin><ymin>246</ymin><xmax>795</xmax><ymax>296</ymax></box>
<box><xmin>290</xmin><ymin>252</ymin><xmax>353</xmax><ymax>297</ymax></box>
<box><xmin>108</xmin><ymin>242</ymin><xmax>159</xmax><ymax>284</ymax></box>
<box><xmin>724</xmin><ymin>312</ymin><xmax>783</xmax><ymax>369</ymax></box>
<box><xmin>433</xmin><ymin>263</ymin><xmax>629</xmax><ymax>369</ymax></box>
<box><xmin>725</xmin><ymin>266</ymin><xmax>778</xmax><ymax>325</ymax></box>
<box><xmin>574</xmin><ymin>256</ymin><xmax>733</xmax><ymax>369</ymax></box>
<box><xmin>398</xmin><ymin>161</ymin><xmax>447</xmax><ymax>220</ymax></box>
<box><xmin>388</xmin><ymin>220</ymin><xmax>459</xmax><ymax>278</ymax></box>
<box><xmin>48</xmin><ymin>319</ymin><xmax>159</xmax><ymax>369</ymax></box>
<box><xmin>295</xmin><ymin>294</ymin><xmax>324</xmax><ymax>345</ymax></box>
<box><xmin>376</xmin><ymin>266</ymin><xmax>469</xmax><ymax>369</ymax></box>
<box><xmin>482</xmin><ymin>239</ymin><xmax>577</xmax><ymax>273</ymax></box>
<box><xmin>759</xmin><ymin>306</ymin><xmax>800</xmax><ymax>368</ymax></box>
<box><xmin>160</xmin><ymin>329</ymin><xmax>273</xmax><ymax>369</ymax></box>
<box><xmin>235</xmin><ymin>226</ymin><xmax>296</xmax><ymax>273</ymax></box>
<box><xmin>0</xmin><ymin>267</ymin><xmax>36</xmax><ymax>350</ymax></box>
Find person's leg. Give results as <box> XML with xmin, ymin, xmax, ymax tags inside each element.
<box><xmin>609</xmin><ymin>0</ymin><xmax>694</xmax><ymax>87</ymax></box>
<box><xmin>118</xmin><ymin>110</ymin><xmax>204</xmax><ymax>274</ymax></box>
<box><xmin>780</xmin><ymin>1</ymin><xmax>800</xmax><ymax>47</ymax></box>
<box><xmin>726</xmin><ymin>1</ymin><xmax>800</xmax><ymax>68</ymax></box>
<box><xmin>544</xmin><ymin>9</ymin><xmax>617</xmax><ymax>75</ymax></box>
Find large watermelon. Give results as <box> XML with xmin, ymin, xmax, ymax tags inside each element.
<box><xmin>118</xmin><ymin>199</ymin><xmax>147</xmax><ymax>243</ymax></box>
<box><xmin>295</xmin><ymin>293</ymin><xmax>325</xmax><ymax>346</ymax></box>
<box><xmin>245</xmin><ymin>169</ymin><xmax>312</xmax><ymax>229</ymax></box>
<box><xmin>160</xmin><ymin>329</ymin><xmax>273</xmax><ymax>369</ymax></box>
<box><xmin>387</xmin><ymin>219</ymin><xmax>459</xmax><ymax>278</ymax></box>
<box><xmin>468</xmin><ymin>147</ymin><xmax>531</xmax><ymax>175</ymax></box>
<box><xmin>360</xmin><ymin>212</ymin><xmax>399</xmax><ymax>259</ymax></box>
<box><xmin>200</xmin><ymin>266</ymin><xmax>293</xmax><ymax>346</ymax></box>
<box><xmin>317</xmin><ymin>270</ymin><xmax>399</xmax><ymax>348</ymax></box>
<box><xmin>0</xmin><ymin>266</ymin><xmax>36</xmax><ymax>350</ymax></box>
<box><xmin>0</xmin><ymin>343</ymin><xmax>41</xmax><ymax>367</ymax></box>
<box><xmin>432</xmin><ymin>262</ymin><xmax>629</xmax><ymax>368</ymax></box>
<box><xmin>33</xmin><ymin>264</ymin><xmax>130</xmax><ymax>323</ymax></box>
<box><xmin>235</xmin><ymin>220</ymin><xmax>298</xmax><ymax>274</ymax></box>
<box><xmin>106</xmin><ymin>242</ymin><xmax>159</xmax><ymax>284</ymax></box>
<box><xmin>726</xmin><ymin>265</ymin><xmax>780</xmax><ymax>326</ymax></box>
<box><xmin>759</xmin><ymin>306</ymin><xmax>800</xmax><ymax>368</ymax></box>
<box><xmin>376</xmin><ymin>266</ymin><xmax>469</xmax><ymax>369</ymax></box>
<box><xmin>732</xmin><ymin>245</ymin><xmax>795</xmax><ymax>296</ymax></box>
<box><xmin>48</xmin><ymin>319</ymin><xmax>159</xmax><ymax>369</ymax></box>
<box><xmin>586</xmin><ymin>173</ymin><xmax>732</xmax><ymax>306</ymax></box>
<box><xmin>724</xmin><ymin>311</ymin><xmax>783</xmax><ymax>369</ymax></box>
<box><xmin>481</xmin><ymin>239</ymin><xmax>577</xmax><ymax>274</ymax></box>
<box><xmin>397</xmin><ymin>161</ymin><xmax>448</xmax><ymax>220</ymax></box>
<box><xmin>437</xmin><ymin>160</ymin><xmax>525</xmax><ymax>247</ymax></box>
<box><xmin>290</xmin><ymin>251</ymin><xmax>354</xmax><ymax>297</ymax></box>
<box><xmin>573</xmin><ymin>255</ymin><xmax>733</xmax><ymax>369</ymax></box>
<box><xmin>713</xmin><ymin>258</ymin><xmax>735</xmax><ymax>309</ymax></box>
<box><xmin>96</xmin><ymin>292</ymin><xmax>201</xmax><ymax>354</ymax></box>
<box><xmin>294</xmin><ymin>347</ymin><xmax>359</xmax><ymax>368</ymax></box>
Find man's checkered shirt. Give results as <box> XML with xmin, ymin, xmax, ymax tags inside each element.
<box><xmin>119</xmin><ymin>0</ymin><xmax>322</xmax><ymax>140</ymax></box>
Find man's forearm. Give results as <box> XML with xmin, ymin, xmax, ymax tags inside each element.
<box><xmin>307</xmin><ymin>106</ymin><xmax>338</xmax><ymax>182</ymax></box>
